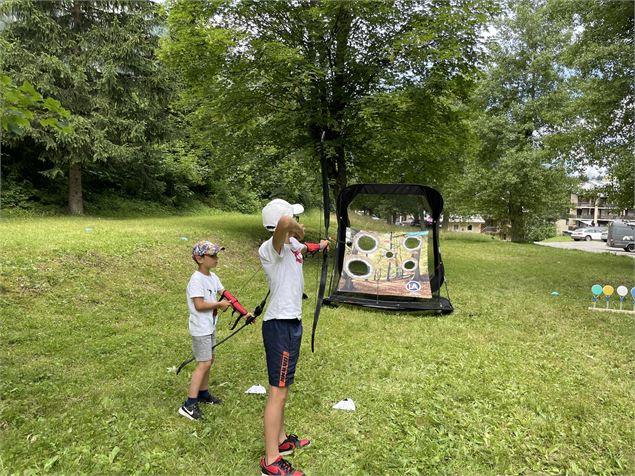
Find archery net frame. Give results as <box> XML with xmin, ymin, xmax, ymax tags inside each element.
<box><xmin>324</xmin><ymin>183</ymin><xmax>453</xmax><ymax>314</ymax></box>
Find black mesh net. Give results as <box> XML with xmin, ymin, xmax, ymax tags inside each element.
<box><xmin>325</xmin><ymin>184</ymin><xmax>452</xmax><ymax>313</ymax></box>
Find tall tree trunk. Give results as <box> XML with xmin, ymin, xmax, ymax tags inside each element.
<box><xmin>329</xmin><ymin>4</ymin><xmax>352</xmax><ymax>202</ymax></box>
<box><xmin>68</xmin><ymin>1</ymin><xmax>84</xmax><ymax>216</ymax></box>
<box><xmin>442</xmin><ymin>213</ymin><xmax>450</xmax><ymax>230</ymax></box>
<box><xmin>509</xmin><ymin>205</ymin><xmax>526</xmax><ymax>242</ymax></box>
<box><xmin>68</xmin><ymin>163</ymin><xmax>84</xmax><ymax>215</ymax></box>
<box><xmin>333</xmin><ymin>143</ymin><xmax>347</xmax><ymax>201</ymax></box>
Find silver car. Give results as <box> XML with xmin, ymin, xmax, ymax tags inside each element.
<box><xmin>571</xmin><ymin>226</ymin><xmax>607</xmax><ymax>241</ymax></box>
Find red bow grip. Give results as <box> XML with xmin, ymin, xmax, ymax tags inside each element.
<box><xmin>305</xmin><ymin>242</ymin><xmax>321</xmax><ymax>253</ymax></box>
<box><xmin>220</xmin><ymin>290</ymin><xmax>248</xmax><ymax>317</ymax></box>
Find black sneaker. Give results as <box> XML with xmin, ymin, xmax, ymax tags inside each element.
<box><xmin>178</xmin><ymin>403</ymin><xmax>203</xmax><ymax>421</ymax></box>
<box><xmin>198</xmin><ymin>393</ymin><xmax>223</xmax><ymax>405</ymax></box>
<box><xmin>260</xmin><ymin>456</ymin><xmax>304</xmax><ymax>476</ymax></box>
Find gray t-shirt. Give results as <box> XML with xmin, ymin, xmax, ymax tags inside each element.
<box><xmin>259</xmin><ymin>237</ymin><xmax>305</xmax><ymax>321</ymax></box>
<box><xmin>186</xmin><ymin>271</ymin><xmax>224</xmax><ymax>336</ymax></box>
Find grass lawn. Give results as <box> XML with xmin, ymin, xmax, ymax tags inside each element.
<box><xmin>541</xmin><ymin>235</ymin><xmax>574</xmax><ymax>242</ymax></box>
<box><xmin>1</xmin><ymin>212</ymin><xmax>633</xmax><ymax>475</ymax></box>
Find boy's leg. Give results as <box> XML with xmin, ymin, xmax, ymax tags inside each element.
<box><xmin>264</xmin><ymin>385</ymin><xmax>288</xmax><ymax>464</ymax></box>
<box><xmin>189</xmin><ymin>334</ymin><xmax>214</xmax><ymax>397</ymax></box>
<box><xmin>188</xmin><ymin>360</ymin><xmax>212</xmax><ymax>398</ymax></box>
<box><xmin>197</xmin><ymin>355</ymin><xmax>213</xmax><ymax>394</ymax></box>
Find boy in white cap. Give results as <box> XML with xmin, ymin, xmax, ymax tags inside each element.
<box><xmin>258</xmin><ymin>199</ymin><xmax>329</xmax><ymax>476</ymax></box>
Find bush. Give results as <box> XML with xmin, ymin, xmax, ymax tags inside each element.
<box><xmin>526</xmin><ymin>219</ymin><xmax>557</xmax><ymax>242</ymax></box>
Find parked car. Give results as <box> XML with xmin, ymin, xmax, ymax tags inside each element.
<box><xmin>601</xmin><ymin>230</ymin><xmax>608</xmax><ymax>242</ymax></box>
<box><xmin>607</xmin><ymin>221</ymin><xmax>635</xmax><ymax>250</ymax></box>
<box><xmin>571</xmin><ymin>226</ymin><xmax>607</xmax><ymax>241</ymax></box>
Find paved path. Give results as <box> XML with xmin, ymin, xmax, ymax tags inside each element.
<box><xmin>535</xmin><ymin>240</ymin><xmax>635</xmax><ymax>258</ymax></box>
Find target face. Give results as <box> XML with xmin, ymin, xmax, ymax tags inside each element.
<box><xmin>337</xmin><ymin>228</ymin><xmax>431</xmax><ymax>298</ymax></box>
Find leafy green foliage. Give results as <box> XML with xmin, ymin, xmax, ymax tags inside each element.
<box><xmin>555</xmin><ymin>0</ymin><xmax>634</xmax><ymax>208</ymax></box>
<box><xmin>161</xmin><ymin>0</ymin><xmax>496</xmax><ymax>200</ymax></box>
<box><xmin>454</xmin><ymin>0</ymin><xmax>575</xmax><ymax>242</ymax></box>
<box><xmin>1</xmin><ymin>213</ymin><xmax>633</xmax><ymax>474</ymax></box>
<box><xmin>0</xmin><ymin>0</ymin><xmax>178</xmax><ymax>213</ymax></box>
<box><xmin>0</xmin><ymin>73</ymin><xmax>71</xmax><ymax>135</ymax></box>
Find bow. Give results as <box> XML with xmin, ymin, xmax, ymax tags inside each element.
<box><xmin>175</xmin><ymin>292</ymin><xmax>269</xmax><ymax>375</ymax></box>
<box><xmin>311</xmin><ymin>130</ymin><xmax>330</xmax><ymax>353</ymax></box>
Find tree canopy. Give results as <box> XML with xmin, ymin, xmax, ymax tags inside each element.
<box><xmin>1</xmin><ymin>0</ymin><xmax>176</xmax><ymax>214</ymax></box>
<box><xmin>0</xmin><ymin>0</ymin><xmax>630</xmax><ymax>226</ymax></box>
<box><xmin>161</xmin><ymin>0</ymin><xmax>496</xmax><ymax>201</ymax></box>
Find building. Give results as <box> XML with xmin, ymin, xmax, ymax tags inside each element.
<box><xmin>557</xmin><ymin>180</ymin><xmax>635</xmax><ymax>234</ymax></box>
<box><xmin>447</xmin><ymin>216</ymin><xmax>485</xmax><ymax>233</ymax></box>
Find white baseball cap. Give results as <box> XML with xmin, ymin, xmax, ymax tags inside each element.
<box><xmin>262</xmin><ymin>198</ymin><xmax>304</xmax><ymax>231</ymax></box>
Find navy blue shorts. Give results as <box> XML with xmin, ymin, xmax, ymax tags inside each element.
<box><xmin>262</xmin><ymin>319</ymin><xmax>302</xmax><ymax>387</ymax></box>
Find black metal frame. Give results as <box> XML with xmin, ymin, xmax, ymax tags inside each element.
<box><xmin>326</xmin><ymin>183</ymin><xmax>453</xmax><ymax>314</ymax></box>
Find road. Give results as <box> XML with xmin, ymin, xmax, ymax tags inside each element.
<box><xmin>535</xmin><ymin>240</ymin><xmax>635</xmax><ymax>258</ymax></box>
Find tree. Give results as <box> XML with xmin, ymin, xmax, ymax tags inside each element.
<box><xmin>456</xmin><ymin>0</ymin><xmax>573</xmax><ymax>242</ymax></box>
<box><xmin>1</xmin><ymin>0</ymin><xmax>173</xmax><ymax>214</ymax></box>
<box><xmin>556</xmin><ymin>0</ymin><xmax>634</xmax><ymax>209</ymax></box>
<box><xmin>161</xmin><ymin>0</ymin><xmax>496</xmax><ymax>201</ymax></box>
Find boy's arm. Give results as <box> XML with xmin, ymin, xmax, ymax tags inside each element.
<box><xmin>192</xmin><ymin>297</ymin><xmax>231</xmax><ymax>313</ymax></box>
<box><xmin>302</xmin><ymin>239</ymin><xmax>330</xmax><ymax>255</ymax></box>
<box><xmin>272</xmin><ymin>215</ymin><xmax>305</xmax><ymax>254</ymax></box>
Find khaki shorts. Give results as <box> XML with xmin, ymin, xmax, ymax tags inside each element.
<box><xmin>192</xmin><ymin>333</ymin><xmax>217</xmax><ymax>362</ymax></box>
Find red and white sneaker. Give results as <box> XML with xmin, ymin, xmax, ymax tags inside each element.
<box><xmin>260</xmin><ymin>456</ymin><xmax>304</xmax><ymax>476</ymax></box>
<box><xmin>278</xmin><ymin>434</ymin><xmax>312</xmax><ymax>456</ymax></box>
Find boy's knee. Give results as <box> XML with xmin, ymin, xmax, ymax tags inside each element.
<box><xmin>269</xmin><ymin>385</ymin><xmax>289</xmax><ymax>402</ymax></box>
<box><xmin>197</xmin><ymin>360</ymin><xmax>212</xmax><ymax>371</ymax></box>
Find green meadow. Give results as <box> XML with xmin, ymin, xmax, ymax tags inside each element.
<box><xmin>1</xmin><ymin>212</ymin><xmax>633</xmax><ymax>475</ymax></box>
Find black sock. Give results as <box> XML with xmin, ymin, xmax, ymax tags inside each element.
<box><xmin>198</xmin><ymin>389</ymin><xmax>210</xmax><ymax>399</ymax></box>
<box><xmin>185</xmin><ymin>397</ymin><xmax>198</xmax><ymax>407</ymax></box>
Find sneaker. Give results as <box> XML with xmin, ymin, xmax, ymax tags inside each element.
<box><xmin>178</xmin><ymin>403</ymin><xmax>203</xmax><ymax>421</ymax></box>
<box><xmin>278</xmin><ymin>434</ymin><xmax>311</xmax><ymax>456</ymax></box>
<box><xmin>198</xmin><ymin>393</ymin><xmax>223</xmax><ymax>405</ymax></box>
<box><xmin>260</xmin><ymin>456</ymin><xmax>304</xmax><ymax>476</ymax></box>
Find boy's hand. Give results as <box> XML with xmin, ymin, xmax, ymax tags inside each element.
<box><xmin>292</xmin><ymin>223</ymin><xmax>305</xmax><ymax>241</ymax></box>
<box><xmin>319</xmin><ymin>239</ymin><xmax>330</xmax><ymax>251</ymax></box>
<box><xmin>217</xmin><ymin>300</ymin><xmax>231</xmax><ymax>312</ymax></box>
<box><xmin>245</xmin><ymin>312</ymin><xmax>256</xmax><ymax>324</ymax></box>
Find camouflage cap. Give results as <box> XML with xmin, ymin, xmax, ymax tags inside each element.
<box><xmin>192</xmin><ymin>240</ymin><xmax>225</xmax><ymax>258</ymax></box>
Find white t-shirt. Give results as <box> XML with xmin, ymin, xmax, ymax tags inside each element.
<box><xmin>259</xmin><ymin>237</ymin><xmax>305</xmax><ymax>321</ymax></box>
<box><xmin>186</xmin><ymin>271</ymin><xmax>224</xmax><ymax>336</ymax></box>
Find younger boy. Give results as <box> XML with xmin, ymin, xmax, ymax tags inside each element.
<box><xmin>179</xmin><ymin>240</ymin><xmax>251</xmax><ymax>421</ymax></box>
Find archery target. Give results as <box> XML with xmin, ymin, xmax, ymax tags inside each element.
<box><xmin>337</xmin><ymin>228</ymin><xmax>431</xmax><ymax>298</ymax></box>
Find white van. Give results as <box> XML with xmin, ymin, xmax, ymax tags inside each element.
<box><xmin>607</xmin><ymin>221</ymin><xmax>635</xmax><ymax>252</ymax></box>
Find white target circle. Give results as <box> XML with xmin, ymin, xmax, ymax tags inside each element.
<box><xmin>344</xmin><ymin>257</ymin><xmax>374</xmax><ymax>279</ymax></box>
<box><xmin>353</xmin><ymin>232</ymin><xmax>379</xmax><ymax>254</ymax></box>
<box><xmin>402</xmin><ymin>236</ymin><xmax>421</xmax><ymax>251</ymax></box>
